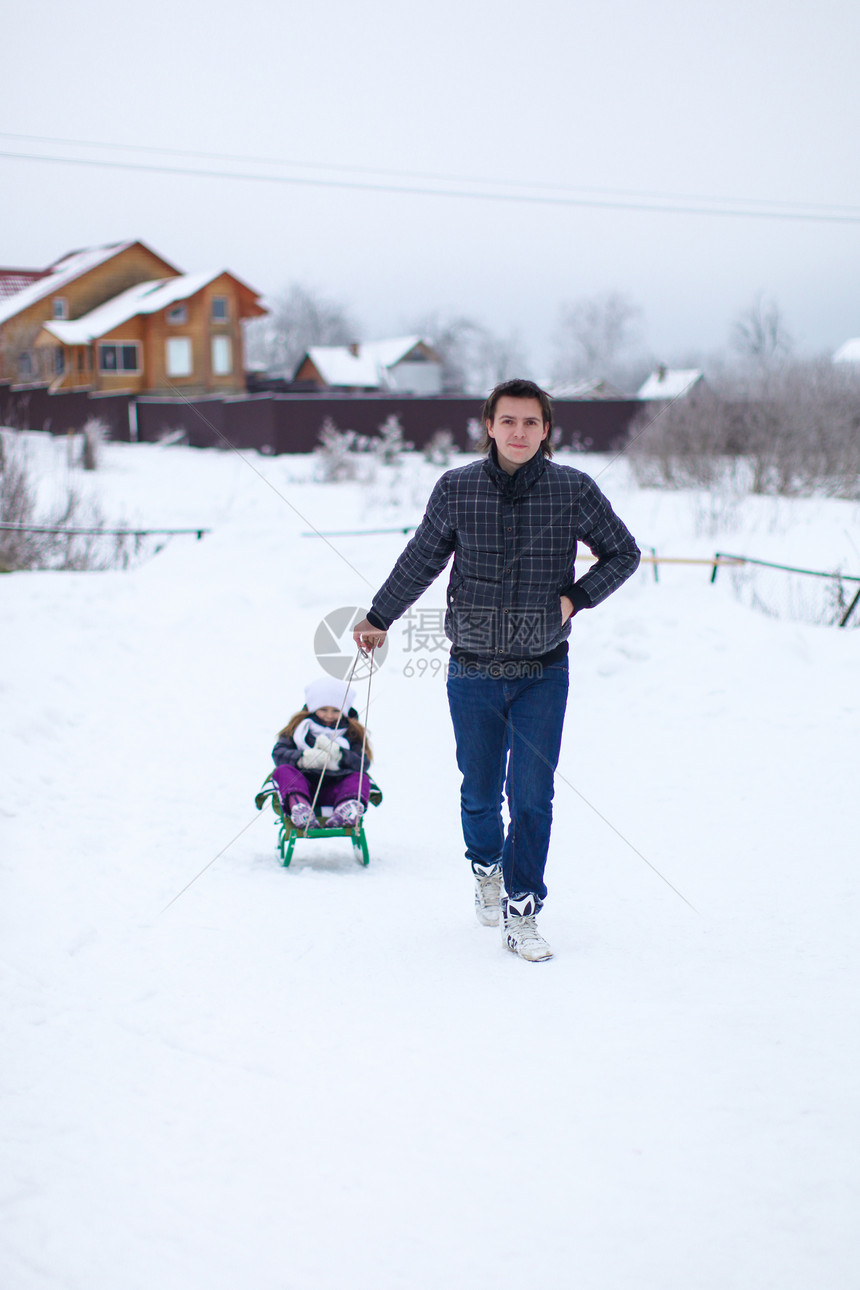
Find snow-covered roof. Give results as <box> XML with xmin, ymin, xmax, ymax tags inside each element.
<box><xmin>0</xmin><ymin>242</ymin><xmax>138</xmax><ymax>326</ymax></box>
<box><xmin>549</xmin><ymin>378</ymin><xmax>627</xmax><ymax>400</ymax></box>
<box><xmin>637</xmin><ymin>368</ymin><xmax>703</xmax><ymax>400</ymax></box>
<box><xmin>41</xmin><ymin>272</ymin><xmax>225</xmax><ymax>344</ymax></box>
<box><xmin>833</xmin><ymin>338</ymin><xmax>860</xmax><ymax>364</ymax></box>
<box><xmin>303</xmin><ymin>336</ymin><xmax>433</xmax><ymax>387</ymax></box>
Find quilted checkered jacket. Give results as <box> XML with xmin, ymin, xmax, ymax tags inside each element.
<box><xmin>367</xmin><ymin>447</ymin><xmax>641</xmax><ymax>659</ymax></box>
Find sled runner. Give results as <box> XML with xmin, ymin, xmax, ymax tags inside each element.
<box><xmin>255</xmin><ymin>775</ymin><xmax>383</xmax><ymax>867</ymax></box>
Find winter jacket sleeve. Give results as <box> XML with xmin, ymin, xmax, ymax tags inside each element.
<box><xmin>560</xmin><ymin>475</ymin><xmax>641</xmax><ymax>611</ymax></box>
<box><xmin>367</xmin><ymin>475</ymin><xmax>457</xmax><ymax>629</ymax></box>
<box><xmin>340</xmin><ymin>745</ymin><xmax>365</xmax><ymax>771</ymax></box>
<box><xmin>272</xmin><ymin>735</ymin><xmax>303</xmax><ymax>767</ymax></box>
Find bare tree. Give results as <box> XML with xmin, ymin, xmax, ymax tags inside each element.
<box><xmin>627</xmin><ymin>360</ymin><xmax>860</xmax><ymax>499</ymax></box>
<box><xmin>0</xmin><ymin>431</ymin><xmax>135</xmax><ymax>571</ymax></box>
<box><xmin>730</xmin><ymin>295</ymin><xmax>793</xmax><ymax>371</ymax></box>
<box><xmin>409</xmin><ymin>312</ymin><xmax>527</xmax><ymax>394</ymax></box>
<box><xmin>552</xmin><ymin>291</ymin><xmax>643</xmax><ymax>385</ymax></box>
<box><xmin>626</xmin><ymin>386</ymin><xmax>738</xmax><ymax>490</ymax></box>
<box><xmin>245</xmin><ymin>283</ymin><xmax>359</xmax><ymax>378</ymax></box>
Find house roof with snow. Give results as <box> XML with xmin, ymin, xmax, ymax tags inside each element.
<box><xmin>637</xmin><ymin>368</ymin><xmax>704</xmax><ymax>400</ymax></box>
<box><xmin>549</xmin><ymin>378</ymin><xmax>627</xmax><ymax>400</ymax></box>
<box><xmin>297</xmin><ymin>336</ymin><xmax>438</xmax><ymax>388</ymax></box>
<box><xmin>833</xmin><ymin>338</ymin><xmax>860</xmax><ymax>364</ymax></box>
<box><xmin>0</xmin><ymin>267</ymin><xmax>48</xmax><ymax>303</ymax></box>
<box><xmin>0</xmin><ymin>242</ymin><xmax>147</xmax><ymax>326</ymax></box>
<box><xmin>41</xmin><ymin>271</ymin><xmax>235</xmax><ymax>344</ymax></box>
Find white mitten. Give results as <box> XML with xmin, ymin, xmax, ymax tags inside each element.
<box><xmin>298</xmin><ymin>743</ymin><xmax>329</xmax><ymax>771</ymax></box>
<box><xmin>315</xmin><ymin>735</ymin><xmax>343</xmax><ymax>767</ymax></box>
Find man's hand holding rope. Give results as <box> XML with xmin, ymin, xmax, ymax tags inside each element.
<box><xmin>353</xmin><ymin>617</ymin><xmax>387</xmax><ymax>655</ymax></box>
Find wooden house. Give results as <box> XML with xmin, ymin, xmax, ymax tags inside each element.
<box><xmin>0</xmin><ymin>240</ymin><xmax>265</xmax><ymax>395</ymax></box>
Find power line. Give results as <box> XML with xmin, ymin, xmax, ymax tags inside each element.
<box><xmin>3</xmin><ymin>146</ymin><xmax>860</xmax><ymax>225</ymax></box>
<box><xmin>2</xmin><ymin>129</ymin><xmax>858</xmax><ymax>217</ymax></box>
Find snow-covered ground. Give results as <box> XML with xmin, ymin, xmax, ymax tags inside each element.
<box><xmin>2</xmin><ymin>431</ymin><xmax>858</xmax><ymax>1289</ymax></box>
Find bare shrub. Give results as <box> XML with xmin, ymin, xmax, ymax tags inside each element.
<box><xmin>728</xmin><ymin>562</ymin><xmax>860</xmax><ymax>629</ymax></box>
<box><xmin>314</xmin><ymin>418</ymin><xmax>372</xmax><ymax>483</ymax></box>
<box><xmin>369</xmin><ymin>414</ymin><xmax>412</xmax><ymax>465</ymax></box>
<box><xmin>627</xmin><ymin>386</ymin><xmax>736</xmax><ymax>489</ymax></box>
<box><xmin>157</xmin><ymin>427</ymin><xmax>189</xmax><ymax>447</ymax></box>
<box><xmin>627</xmin><ymin>362</ymin><xmax>860</xmax><ymax>499</ymax></box>
<box><xmin>80</xmin><ymin>416</ymin><xmax>109</xmax><ymax>471</ymax></box>
<box><xmin>753</xmin><ymin>362</ymin><xmax>860</xmax><ymax>498</ymax></box>
<box><xmin>423</xmin><ymin>429</ymin><xmax>454</xmax><ymax>466</ymax></box>
<box><xmin>466</xmin><ymin>418</ymin><xmax>483</xmax><ymax>448</ymax></box>
<box><xmin>0</xmin><ymin>431</ymin><xmax>135</xmax><ymax>572</ymax></box>
<box><xmin>0</xmin><ymin>434</ymin><xmax>42</xmax><ymax>570</ymax></box>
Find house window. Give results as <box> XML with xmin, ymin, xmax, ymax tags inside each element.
<box><xmin>17</xmin><ymin>351</ymin><xmax>33</xmax><ymax>379</ymax></box>
<box><xmin>99</xmin><ymin>342</ymin><xmax>140</xmax><ymax>374</ymax></box>
<box><xmin>166</xmin><ymin>337</ymin><xmax>193</xmax><ymax>377</ymax></box>
<box><xmin>54</xmin><ymin>348</ymin><xmax>65</xmax><ymax>376</ymax></box>
<box><xmin>211</xmin><ymin>335</ymin><xmax>232</xmax><ymax>375</ymax></box>
<box><xmin>53</xmin><ymin>297</ymin><xmax>68</xmax><ymax>320</ymax></box>
<box><xmin>167</xmin><ymin>304</ymin><xmax>187</xmax><ymax>324</ymax></box>
<box><xmin>211</xmin><ymin>296</ymin><xmax>228</xmax><ymax>322</ymax></box>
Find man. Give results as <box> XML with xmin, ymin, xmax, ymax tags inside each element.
<box><xmin>353</xmin><ymin>379</ymin><xmax>640</xmax><ymax>962</ymax></box>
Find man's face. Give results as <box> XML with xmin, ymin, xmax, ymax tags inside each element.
<box><xmin>486</xmin><ymin>396</ymin><xmax>549</xmax><ymax>473</ymax></box>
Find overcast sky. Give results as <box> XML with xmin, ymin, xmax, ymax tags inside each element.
<box><xmin>2</xmin><ymin>0</ymin><xmax>858</xmax><ymax>374</ymax></box>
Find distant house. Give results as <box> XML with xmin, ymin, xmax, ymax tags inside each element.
<box><xmin>0</xmin><ymin>240</ymin><xmax>265</xmax><ymax>395</ymax></box>
<box><xmin>833</xmin><ymin>339</ymin><xmax>860</xmax><ymax>365</ymax></box>
<box><xmin>294</xmin><ymin>336</ymin><xmax>443</xmax><ymax>394</ymax></box>
<box><xmin>548</xmin><ymin>378</ymin><xmax>627</xmax><ymax>400</ymax></box>
<box><xmin>637</xmin><ymin>366</ymin><xmax>704</xmax><ymax>400</ymax></box>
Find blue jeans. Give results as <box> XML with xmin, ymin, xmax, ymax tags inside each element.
<box><xmin>446</xmin><ymin>658</ymin><xmax>569</xmax><ymax>906</ymax></box>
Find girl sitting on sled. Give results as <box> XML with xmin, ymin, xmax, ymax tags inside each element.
<box><xmin>271</xmin><ymin>677</ymin><xmax>373</xmax><ymax>831</ymax></box>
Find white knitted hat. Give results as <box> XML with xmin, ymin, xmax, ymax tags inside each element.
<box><xmin>304</xmin><ymin>677</ymin><xmax>357</xmax><ymax>715</ymax></box>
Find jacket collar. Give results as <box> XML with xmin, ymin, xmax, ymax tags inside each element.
<box><xmin>482</xmin><ymin>443</ymin><xmax>546</xmax><ymax>499</ymax></box>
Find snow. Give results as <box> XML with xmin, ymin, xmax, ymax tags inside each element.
<box><xmin>547</xmin><ymin>378</ymin><xmax>627</xmax><ymax>399</ymax></box>
<box><xmin>306</xmin><ymin>336</ymin><xmax>435</xmax><ymax>388</ymax></box>
<box><xmin>43</xmin><ymin>272</ymin><xmax>224</xmax><ymax>345</ymax></box>
<box><xmin>0</xmin><ymin>243</ymin><xmax>136</xmax><ymax>326</ymax></box>
<box><xmin>833</xmin><ymin>338</ymin><xmax>860</xmax><ymax>364</ymax></box>
<box><xmin>637</xmin><ymin>368</ymin><xmax>704</xmax><ymax>400</ymax></box>
<box><xmin>2</xmin><ymin>431</ymin><xmax>858</xmax><ymax>1289</ymax></box>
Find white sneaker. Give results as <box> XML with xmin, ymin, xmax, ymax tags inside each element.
<box><xmin>501</xmin><ymin>894</ymin><xmax>553</xmax><ymax>962</ymax></box>
<box><xmin>473</xmin><ymin>863</ymin><xmax>503</xmax><ymax>927</ymax></box>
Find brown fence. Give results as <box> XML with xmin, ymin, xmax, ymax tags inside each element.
<box><xmin>1</xmin><ymin>383</ymin><xmax>640</xmax><ymax>454</ymax></box>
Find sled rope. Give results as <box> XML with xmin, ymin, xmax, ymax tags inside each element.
<box><xmin>355</xmin><ymin>651</ymin><xmax>374</xmax><ymax>814</ymax></box>
<box><xmin>304</xmin><ymin>648</ymin><xmax>372</xmax><ymax>833</ymax></box>
<box><xmin>159</xmin><ymin>812</ymin><xmax>263</xmax><ymax>915</ymax></box>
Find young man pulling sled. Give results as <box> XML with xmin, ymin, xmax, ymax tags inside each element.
<box><xmin>353</xmin><ymin>379</ymin><xmax>640</xmax><ymax>961</ymax></box>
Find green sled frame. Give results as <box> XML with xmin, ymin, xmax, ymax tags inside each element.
<box><xmin>255</xmin><ymin>774</ymin><xmax>382</xmax><ymax>867</ymax></box>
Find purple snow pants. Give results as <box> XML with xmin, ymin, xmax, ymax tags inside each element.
<box><xmin>271</xmin><ymin>765</ymin><xmax>370</xmax><ymax>811</ymax></box>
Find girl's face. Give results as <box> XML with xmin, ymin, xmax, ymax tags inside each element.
<box><xmin>314</xmin><ymin>706</ymin><xmax>341</xmax><ymax>726</ymax></box>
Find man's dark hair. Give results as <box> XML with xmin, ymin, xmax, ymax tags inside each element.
<box><xmin>479</xmin><ymin>379</ymin><xmax>554</xmax><ymax>457</ymax></box>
